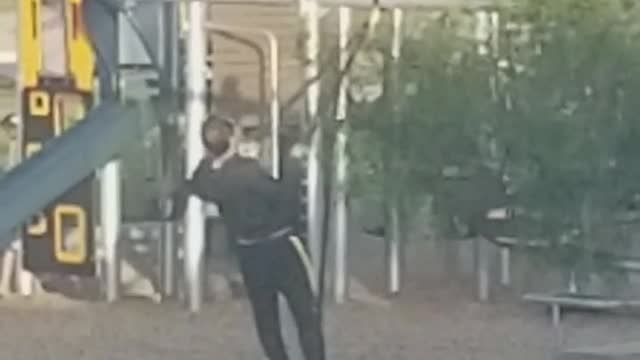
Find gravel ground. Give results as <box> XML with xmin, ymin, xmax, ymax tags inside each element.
<box><xmin>0</xmin><ymin>287</ymin><xmax>638</xmax><ymax>360</ymax></box>
<box><xmin>0</xmin><ymin>235</ymin><xmax>638</xmax><ymax>360</ymax></box>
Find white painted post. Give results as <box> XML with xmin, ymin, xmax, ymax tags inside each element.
<box><xmin>475</xmin><ymin>10</ymin><xmax>491</xmax><ymax>56</ymax></box>
<box><xmin>184</xmin><ymin>1</ymin><xmax>208</xmax><ymax>313</ymax></box>
<box><xmin>15</xmin><ymin>0</ymin><xmax>34</xmax><ymax>298</ymax></box>
<box><xmin>268</xmin><ymin>34</ymin><xmax>281</xmax><ymax>179</ymax></box>
<box><xmin>387</xmin><ymin>205</ymin><xmax>403</xmax><ymax>295</ymax></box>
<box><xmin>500</xmin><ymin>247</ymin><xmax>510</xmax><ymax>286</ymax></box>
<box><xmin>161</xmin><ymin>200</ymin><xmax>177</xmax><ymax>298</ymax></box>
<box><xmin>334</xmin><ymin>5</ymin><xmax>351</xmax><ymax>304</ymax></box>
<box><xmin>474</xmin><ymin>9</ymin><xmax>491</xmax><ymax>302</ymax></box>
<box><xmin>492</xmin><ymin>11</ymin><xmax>508</xmax><ymax>291</ymax></box>
<box><xmin>101</xmin><ymin>161</ymin><xmax>122</xmax><ymax>302</ymax></box>
<box><xmin>387</xmin><ymin>8</ymin><xmax>404</xmax><ymax>296</ymax></box>
<box><xmin>303</xmin><ymin>0</ymin><xmax>323</xmax><ymax>282</ymax></box>
<box><xmin>16</xmin><ymin>240</ymin><xmax>33</xmax><ymax>297</ymax></box>
<box><xmin>1</xmin><ymin>127</ymin><xmax>20</xmax><ymax>296</ymax></box>
<box><xmin>102</xmin><ymin>6</ymin><xmax>125</xmax><ymax>303</ymax></box>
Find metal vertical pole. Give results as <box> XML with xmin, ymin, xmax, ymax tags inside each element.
<box><xmin>161</xmin><ymin>218</ymin><xmax>177</xmax><ymax>297</ymax></box>
<box><xmin>333</xmin><ymin>6</ymin><xmax>351</xmax><ymax>304</ymax></box>
<box><xmin>160</xmin><ymin>1</ymin><xmax>180</xmax><ymax>300</ymax></box>
<box><xmin>387</xmin><ymin>8</ymin><xmax>403</xmax><ymax>296</ymax></box>
<box><xmin>268</xmin><ymin>35</ymin><xmax>280</xmax><ymax>179</ymax></box>
<box><xmin>16</xmin><ymin>218</ymin><xmax>33</xmax><ymax>296</ymax></box>
<box><xmin>101</xmin><ymin>160</ymin><xmax>121</xmax><ymax>302</ymax></box>
<box><xmin>387</xmin><ymin>204</ymin><xmax>402</xmax><ymax>295</ymax></box>
<box><xmin>2</xmin><ymin>117</ymin><xmax>23</xmax><ymax>296</ymax></box>
<box><xmin>102</xmin><ymin>3</ymin><xmax>123</xmax><ymax>304</ymax></box>
<box><xmin>475</xmin><ymin>10</ymin><xmax>490</xmax><ymax>56</ymax></box>
<box><xmin>500</xmin><ymin>247</ymin><xmax>510</xmax><ymax>286</ymax></box>
<box><xmin>251</xmin><ymin>24</ymin><xmax>299</xmax><ymax>359</ymax></box>
<box><xmin>492</xmin><ymin>10</ymin><xmax>508</xmax><ymax>291</ymax></box>
<box><xmin>15</xmin><ymin>0</ymin><xmax>35</xmax><ymax>298</ymax></box>
<box><xmin>304</xmin><ymin>0</ymin><xmax>323</xmax><ymax>280</ymax></box>
<box><xmin>184</xmin><ymin>1</ymin><xmax>207</xmax><ymax>313</ymax></box>
<box><xmin>474</xmin><ymin>9</ymin><xmax>491</xmax><ymax>302</ymax></box>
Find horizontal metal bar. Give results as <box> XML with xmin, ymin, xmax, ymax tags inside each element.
<box><xmin>318</xmin><ymin>0</ymin><xmax>501</xmax><ymax>9</ymax></box>
<box><xmin>126</xmin><ymin>0</ymin><xmax>501</xmax><ymax>9</ymax></box>
<box><xmin>612</xmin><ymin>260</ymin><xmax>640</xmax><ymax>272</ymax></box>
<box><xmin>0</xmin><ymin>102</ymin><xmax>150</xmax><ymax>248</ymax></box>
<box><xmin>131</xmin><ymin>0</ymin><xmax>296</xmax><ymax>7</ymax></box>
<box><xmin>523</xmin><ymin>293</ymin><xmax>625</xmax><ymax>309</ymax></box>
<box><xmin>491</xmin><ymin>236</ymin><xmax>550</xmax><ymax>249</ymax></box>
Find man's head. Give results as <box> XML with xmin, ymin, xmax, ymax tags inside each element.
<box><xmin>236</xmin><ymin>114</ymin><xmax>262</xmax><ymax>159</ymax></box>
<box><xmin>201</xmin><ymin>115</ymin><xmax>235</xmax><ymax>158</ymax></box>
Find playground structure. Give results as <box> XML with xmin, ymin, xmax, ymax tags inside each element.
<box><xmin>3</xmin><ymin>0</ymin><xmax>638</xmax><ymax>334</ymax></box>
<box><xmin>0</xmin><ymin>0</ymin><xmax>507</xmax><ymax>313</ymax></box>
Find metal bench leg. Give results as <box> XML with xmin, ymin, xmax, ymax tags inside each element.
<box><xmin>550</xmin><ymin>303</ymin><xmax>566</xmax><ymax>351</ymax></box>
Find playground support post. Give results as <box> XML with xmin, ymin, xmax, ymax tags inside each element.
<box><xmin>386</xmin><ymin>7</ymin><xmax>404</xmax><ymax>296</ymax></box>
<box><xmin>473</xmin><ymin>9</ymin><xmax>493</xmax><ymax>302</ymax></box>
<box><xmin>184</xmin><ymin>0</ymin><xmax>208</xmax><ymax>313</ymax></box>
<box><xmin>303</xmin><ymin>0</ymin><xmax>324</xmax><ymax>283</ymax></box>
<box><xmin>333</xmin><ymin>5</ymin><xmax>351</xmax><ymax>304</ymax></box>
<box><xmin>14</xmin><ymin>0</ymin><xmax>35</xmax><ymax>298</ymax></box>
<box><xmin>158</xmin><ymin>1</ymin><xmax>180</xmax><ymax>300</ymax></box>
<box><xmin>13</xmin><ymin>137</ymin><xmax>33</xmax><ymax>297</ymax></box>
<box><xmin>161</xmin><ymin>215</ymin><xmax>178</xmax><ymax>297</ymax></box>
<box><xmin>101</xmin><ymin>160</ymin><xmax>122</xmax><ymax>302</ymax></box>
<box><xmin>500</xmin><ymin>247</ymin><xmax>510</xmax><ymax>286</ymax></box>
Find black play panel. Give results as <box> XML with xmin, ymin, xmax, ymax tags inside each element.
<box><xmin>21</xmin><ymin>83</ymin><xmax>96</xmax><ymax>276</ymax></box>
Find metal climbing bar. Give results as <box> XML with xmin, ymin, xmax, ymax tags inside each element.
<box><xmin>317</xmin><ymin>0</ymin><xmax>498</xmax><ymax>7</ymax></box>
<box><xmin>129</xmin><ymin>0</ymin><xmax>498</xmax><ymax>7</ymax></box>
<box><xmin>204</xmin><ymin>23</ymin><xmax>281</xmax><ymax>178</ymax></box>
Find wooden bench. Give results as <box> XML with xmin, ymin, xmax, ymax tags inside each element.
<box><xmin>480</xmin><ymin>208</ymin><xmax>640</xmax><ymax>302</ymax></box>
<box><xmin>521</xmin><ymin>253</ymin><xmax>640</xmax><ymax>327</ymax></box>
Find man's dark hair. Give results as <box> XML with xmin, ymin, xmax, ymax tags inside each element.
<box><xmin>201</xmin><ymin>115</ymin><xmax>234</xmax><ymax>157</ymax></box>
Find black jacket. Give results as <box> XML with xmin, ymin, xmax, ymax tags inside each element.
<box><xmin>279</xmin><ymin>154</ymin><xmax>305</xmax><ymax>236</ymax></box>
<box><xmin>172</xmin><ymin>155</ymin><xmax>301</xmax><ymax>244</ymax></box>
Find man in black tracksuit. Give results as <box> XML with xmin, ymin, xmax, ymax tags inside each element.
<box><xmin>173</xmin><ymin>116</ymin><xmax>325</xmax><ymax>360</ymax></box>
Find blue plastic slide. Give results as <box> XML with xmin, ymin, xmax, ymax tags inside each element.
<box><xmin>0</xmin><ymin>101</ymin><xmax>151</xmax><ymax>248</ymax></box>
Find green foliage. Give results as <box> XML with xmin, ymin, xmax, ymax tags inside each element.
<box><xmin>502</xmin><ymin>0</ymin><xmax>640</xmax><ymax>248</ymax></box>
<box><xmin>346</xmin><ymin>1</ymin><xmax>640</xmax><ymax>276</ymax></box>
<box><xmin>349</xmin><ymin>11</ymin><xmax>503</xmax><ymax>236</ymax></box>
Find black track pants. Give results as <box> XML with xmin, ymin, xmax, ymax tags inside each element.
<box><xmin>237</xmin><ymin>236</ymin><xmax>325</xmax><ymax>360</ymax></box>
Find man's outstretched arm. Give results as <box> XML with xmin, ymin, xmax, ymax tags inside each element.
<box><xmin>167</xmin><ymin>158</ymin><xmax>220</xmax><ymax>220</ymax></box>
